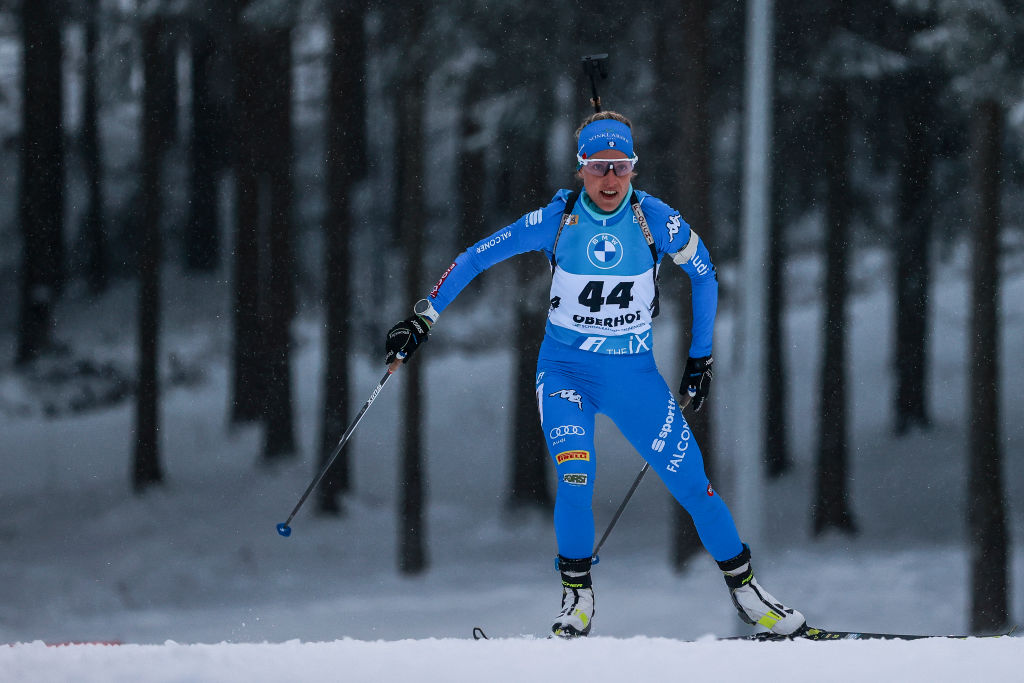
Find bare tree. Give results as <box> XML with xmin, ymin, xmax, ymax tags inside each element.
<box><xmin>317</xmin><ymin>1</ymin><xmax>368</xmax><ymax>513</ymax></box>
<box><xmin>134</xmin><ymin>17</ymin><xmax>175</xmax><ymax>492</ymax></box>
<box><xmin>81</xmin><ymin>0</ymin><xmax>107</xmax><ymax>295</ymax></box>
<box><xmin>256</xmin><ymin>21</ymin><xmax>297</xmax><ymax>463</ymax></box>
<box><xmin>812</xmin><ymin>2</ymin><xmax>858</xmax><ymax>534</ymax></box>
<box><xmin>966</xmin><ymin>98</ymin><xmax>1008</xmax><ymax>634</ymax></box>
<box><xmin>508</xmin><ymin>123</ymin><xmax>553</xmax><ymax>513</ymax></box>
<box><xmin>17</xmin><ymin>0</ymin><xmax>65</xmax><ymax>364</ymax></box>
<box><xmin>666</xmin><ymin>0</ymin><xmax>715</xmax><ymax>570</ymax></box>
<box><xmin>906</xmin><ymin>0</ymin><xmax>1017</xmax><ymax>634</ymax></box>
<box><xmin>395</xmin><ymin>3</ymin><xmax>428</xmax><ymax>575</ymax></box>
<box><xmin>184</xmin><ymin>1</ymin><xmax>241</xmax><ymax>271</ymax></box>
<box><xmin>230</xmin><ymin>5</ymin><xmax>297</xmax><ymax>460</ymax></box>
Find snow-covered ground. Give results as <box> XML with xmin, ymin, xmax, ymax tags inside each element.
<box><xmin>1</xmin><ymin>248</ymin><xmax>1022</xmax><ymax>681</ymax></box>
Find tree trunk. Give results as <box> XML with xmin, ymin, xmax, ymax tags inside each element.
<box><xmin>668</xmin><ymin>0</ymin><xmax>714</xmax><ymax>570</ymax></box>
<box><xmin>230</xmin><ymin>25</ymin><xmax>268</xmax><ymax>426</ymax></box>
<box><xmin>17</xmin><ymin>0</ymin><xmax>64</xmax><ymax>364</ymax></box>
<box><xmin>509</xmin><ymin>126</ymin><xmax>553</xmax><ymax>512</ymax></box>
<box><xmin>185</xmin><ymin>21</ymin><xmax>221</xmax><ymax>271</ymax></box>
<box><xmin>133</xmin><ymin>18</ymin><xmax>172</xmax><ymax>493</ymax></box>
<box><xmin>967</xmin><ymin>98</ymin><xmax>1008</xmax><ymax>634</ymax></box>
<box><xmin>812</xmin><ymin>81</ymin><xmax>857</xmax><ymax>535</ymax></box>
<box><xmin>457</xmin><ymin>77</ymin><xmax>487</xmax><ymax>249</ymax></box>
<box><xmin>396</xmin><ymin>4</ymin><xmax>428</xmax><ymax>575</ymax></box>
<box><xmin>259</xmin><ymin>27</ymin><xmax>297</xmax><ymax>463</ymax></box>
<box><xmin>893</xmin><ymin>72</ymin><xmax>935</xmax><ymax>434</ymax></box>
<box><xmin>81</xmin><ymin>0</ymin><xmax>107</xmax><ymax>295</ymax></box>
<box><xmin>765</xmin><ymin>64</ymin><xmax>791</xmax><ymax>478</ymax></box>
<box><xmin>317</xmin><ymin>3</ymin><xmax>367</xmax><ymax>513</ymax></box>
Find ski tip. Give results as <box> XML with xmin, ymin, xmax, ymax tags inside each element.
<box><xmin>472</xmin><ymin>627</ymin><xmax>488</xmax><ymax>640</ymax></box>
<box><xmin>276</xmin><ymin>522</ymin><xmax>292</xmax><ymax>537</ymax></box>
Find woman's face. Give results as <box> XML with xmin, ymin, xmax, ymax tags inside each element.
<box><xmin>577</xmin><ymin>149</ymin><xmax>634</xmax><ymax>212</ymax></box>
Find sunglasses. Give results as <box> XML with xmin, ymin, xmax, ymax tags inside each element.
<box><xmin>577</xmin><ymin>155</ymin><xmax>638</xmax><ymax>177</ymax></box>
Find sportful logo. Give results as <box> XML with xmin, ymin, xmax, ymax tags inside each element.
<box><xmin>526</xmin><ymin>208</ymin><xmax>544</xmax><ymax>226</ymax></box>
<box><xmin>587</xmin><ymin>233</ymin><xmax>623</xmax><ymax>269</ymax></box>
<box><xmin>651</xmin><ymin>394</ymin><xmax>677</xmax><ymax>453</ymax></box>
<box><xmin>549</xmin><ymin>389</ymin><xmax>584</xmax><ymax>411</ymax></box>
<box><xmin>549</xmin><ymin>425</ymin><xmax>586</xmax><ymax>439</ymax></box>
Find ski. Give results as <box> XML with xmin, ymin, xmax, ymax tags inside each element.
<box><xmin>472</xmin><ymin>624</ymin><xmax>1018</xmax><ymax>642</ymax></box>
<box><xmin>722</xmin><ymin>624</ymin><xmax>1018</xmax><ymax>642</ymax></box>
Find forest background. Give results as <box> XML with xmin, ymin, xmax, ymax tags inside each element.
<box><xmin>1</xmin><ymin>0</ymin><xmax>1022</xmax><ymax>638</ymax></box>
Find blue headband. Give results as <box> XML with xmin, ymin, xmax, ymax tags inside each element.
<box><xmin>577</xmin><ymin>119</ymin><xmax>635</xmax><ymax>159</ymax></box>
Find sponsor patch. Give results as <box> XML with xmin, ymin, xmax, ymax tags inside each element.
<box><xmin>587</xmin><ymin>233</ymin><xmax>623</xmax><ymax>270</ymax></box>
<box><xmin>707</xmin><ymin>482</ymin><xmax>715</xmax><ymax>496</ymax></box>
<box><xmin>556</xmin><ymin>449</ymin><xmax>590</xmax><ymax>464</ymax></box>
<box><xmin>563</xmin><ymin>473</ymin><xmax>588</xmax><ymax>486</ymax></box>
<box><xmin>549</xmin><ymin>389</ymin><xmax>584</xmax><ymax>411</ymax></box>
<box><xmin>476</xmin><ymin>230</ymin><xmax>511</xmax><ymax>254</ymax></box>
<box><xmin>549</xmin><ymin>425</ymin><xmax>586</xmax><ymax>439</ymax></box>
<box><xmin>429</xmin><ymin>263</ymin><xmax>457</xmax><ymax>298</ymax></box>
<box><xmin>666</xmin><ymin>214</ymin><xmax>681</xmax><ymax>241</ymax></box>
<box><xmin>566</xmin><ymin>214</ymin><xmax>579</xmax><ymax>225</ymax></box>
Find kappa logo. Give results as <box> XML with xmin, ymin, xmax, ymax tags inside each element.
<box><xmin>549</xmin><ymin>425</ymin><xmax>586</xmax><ymax>439</ymax></box>
<box><xmin>587</xmin><ymin>233</ymin><xmax>623</xmax><ymax>269</ymax></box>
<box><xmin>556</xmin><ymin>450</ymin><xmax>590</xmax><ymax>464</ymax></box>
<box><xmin>549</xmin><ymin>389</ymin><xmax>584</xmax><ymax>411</ymax></box>
<box><xmin>666</xmin><ymin>214</ymin><xmax>681</xmax><ymax>241</ymax></box>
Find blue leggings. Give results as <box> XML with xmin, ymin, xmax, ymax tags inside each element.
<box><xmin>536</xmin><ymin>337</ymin><xmax>743</xmax><ymax>562</ymax></box>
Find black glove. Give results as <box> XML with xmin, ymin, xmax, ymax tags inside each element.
<box><xmin>385</xmin><ymin>315</ymin><xmax>430</xmax><ymax>365</ymax></box>
<box><xmin>680</xmin><ymin>355</ymin><xmax>713</xmax><ymax>412</ymax></box>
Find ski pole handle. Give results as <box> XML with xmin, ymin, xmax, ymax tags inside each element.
<box><xmin>388</xmin><ymin>351</ymin><xmax>406</xmax><ymax>374</ymax></box>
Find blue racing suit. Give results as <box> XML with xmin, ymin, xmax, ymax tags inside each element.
<box><xmin>425</xmin><ymin>186</ymin><xmax>743</xmax><ymax>562</ymax></box>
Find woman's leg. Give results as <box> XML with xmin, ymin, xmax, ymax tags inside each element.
<box><xmin>536</xmin><ymin>365</ymin><xmax>598</xmax><ymax>560</ymax></box>
<box><xmin>603</xmin><ymin>362</ymin><xmax>743</xmax><ymax>562</ymax></box>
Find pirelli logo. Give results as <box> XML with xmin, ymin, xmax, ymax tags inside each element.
<box><xmin>556</xmin><ymin>449</ymin><xmax>590</xmax><ymax>464</ymax></box>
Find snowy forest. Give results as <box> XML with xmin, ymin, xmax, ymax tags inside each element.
<box><xmin>2</xmin><ymin>0</ymin><xmax>1023</xmax><ymax>663</ymax></box>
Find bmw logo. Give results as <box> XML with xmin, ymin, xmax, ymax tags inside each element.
<box><xmin>588</xmin><ymin>233</ymin><xmax>623</xmax><ymax>269</ymax></box>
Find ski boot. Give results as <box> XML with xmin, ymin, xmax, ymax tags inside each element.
<box><xmin>718</xmin><ymin>544</ymin><xmax>806</xmax><ymax>635</ymax></box>
<box><xmin>551</xmin><ymin>555</ymin><xmax>595</xmax><ymax>638</ymax></box>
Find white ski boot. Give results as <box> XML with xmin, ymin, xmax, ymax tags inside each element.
<box><xmin>718</xmin><ymin>545</ymin><xmax>806</xmax><ymax>635</ymax></box>
<box><xmin>552</xmin><ymin>556</ymin><xmax>594</xmax><ymax>638</ymax></box>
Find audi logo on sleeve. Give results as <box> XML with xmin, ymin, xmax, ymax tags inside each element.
<box><xmin>549</xmin><ymin>425</ymin><xmax>586</xmax><ymax>439</ymax></box>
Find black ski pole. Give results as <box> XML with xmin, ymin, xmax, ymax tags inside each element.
<box><xmin>276</xmin><ymin>359</ymin><xmax>403</xmax><ymax>537</ymax></box>
<box><xmin>592</xmin><ymin>395</ymin><xmax>692</xmax><ymax>561</ymax></box>
<box><xmin>581</xmin><ymin>53</ymin><xmax>608</xmax><ymax>113</ymax></box>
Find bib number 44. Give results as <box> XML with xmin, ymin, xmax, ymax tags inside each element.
<box><xmin>578</xmin><ymin>281</ymin><xmax>635</xmax><ymax>313</ymax></box>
